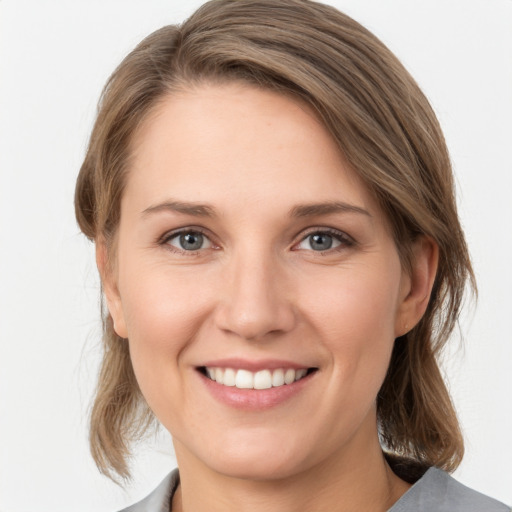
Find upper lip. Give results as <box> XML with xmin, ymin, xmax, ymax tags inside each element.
<box><xmin>199</xmin><ymin>358</ymin><xmax>315</xmax><ymax>372</ymax></box>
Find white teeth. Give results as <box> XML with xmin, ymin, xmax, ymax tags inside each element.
<box><xmin>295</xmin><ymin>368</ymin><xmax>307</xmax><ymax>381</ymax></box>
<box><xmin>254</xmin><ymin>370</ymin><xmax>272</xmax><ymax>390</ymax></box>
<box><xmin>223</xmin><ymin>368</ymin><xmax>236</xmax><ymax>387</ymax></box>
<box><xmin>235</xmin><ymin>369</ymin><xmax>254</xmax><ymax>389</ymax></box>
<box><xmin>272</xmin><ymin>368</ymin><xmax>285</xmax><ymax>387</ymax></box>
<box><xmin>284</xmin><ymin>369</ymin><xmax>296</xmax><ymax>385</ymax></box>
<box><xmin>205</xmin><ymin>367</ymin><xmax>311</xmax><ymax>389</ymax></box>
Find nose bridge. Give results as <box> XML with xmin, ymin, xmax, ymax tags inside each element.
<box><xmin>215</xmin><ymin>242</ymin><xmax>295</xmax><ymax>341</ymax></box>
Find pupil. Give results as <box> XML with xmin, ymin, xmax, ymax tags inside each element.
<box><xmin>180</xmin><ymin>232</ymin><xmax>203</xmax><ymax>250</ymax></box>
<box><xmin>310</xmin><ymin>233</ymin><xmax>332</xmax><ymax>251</ymax></box>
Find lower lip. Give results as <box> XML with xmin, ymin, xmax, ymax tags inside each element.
<box><xmin>199</xmin><ymin>371</ymin><xmax>316</xmax><ymax>410</ymax></box>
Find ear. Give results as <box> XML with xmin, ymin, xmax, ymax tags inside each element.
<box><xmin>95</xmin><ymin>239</ymin><xmax>128</xmax><ymax>339</ymax></box>
<box><xmin>395</xmin><ymin>235</ymin><xmax>439</xmax><ymax>337</ymax></box>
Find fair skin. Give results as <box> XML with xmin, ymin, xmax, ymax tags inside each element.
<box><xmin>98</xmin><ymin>83</ymin><xmax>438</xmax><ymax>512</ymax></box>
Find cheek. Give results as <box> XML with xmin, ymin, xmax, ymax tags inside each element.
<box><xmin>119</xmin><ymin>258</ymin><xmax>212</xmax><ymax>346</ymax></box>
<box><xmin>116</xmin><ymin>259</ymin><xmax>215</xmax><ymax>399</ymax></box>
<box><xmin>303</xmin><ymin>263</ymin><xmax>401</xmax><ymax>341</ymax></box>
<box><xmin>299</xmin><ymin>262</ymin><xmax>401</xmax><ymax>385</ymax></box>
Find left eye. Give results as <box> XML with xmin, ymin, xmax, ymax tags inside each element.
<box><xmin>297</xmin><ymin>232</ymin><xmax>344</xmax><ymax>252</ymax></box>
<box><xmin>166</xmin><ymin>231</ymin><xmax>212</xmax><ymax>251</ymax></box>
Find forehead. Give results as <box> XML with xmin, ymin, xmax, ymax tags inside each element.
<box><xmin>125</xmin><ymin>83</ymin><xmax>376</xmax><ymax>216</ymax></box>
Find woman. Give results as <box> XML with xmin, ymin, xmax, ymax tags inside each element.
<box><xmin>75</xmin><ymin>0</ymin><xmax>510</xmax><ymax>510</ymax></box>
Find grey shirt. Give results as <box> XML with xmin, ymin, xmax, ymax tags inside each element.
<box><xmin>119</xmin><ymin>467</ymin><xmax>510</xmax><ymax>511</ymax></box>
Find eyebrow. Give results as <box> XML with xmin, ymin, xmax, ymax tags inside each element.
<box><xmin>289</xmin><ymin>201</ymin><xmax>371</xmax><ymax>218</ymax></box>
<box><xmin>142</xmin><ymin>200</ymin><xmax>217</xmax><ymax>218</ymax></box>
<box><xmin>141</xmin><ymin>199</ymin><xmax>371</xmax><ymax>219</ymax></box>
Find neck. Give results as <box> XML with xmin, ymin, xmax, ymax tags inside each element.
<box><xmin>172</xmin><ymin>424</ymin><xmax>410</xmax><ymax>512</ymax></box>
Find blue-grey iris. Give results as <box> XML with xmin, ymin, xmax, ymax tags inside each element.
<box><xmin>309</xmin><ymin>233</ymin><xmax>333</xmax><ymax>251</ymax></box>
<box><xmin>180</xmin><ymin>232</ymin><xmax>204</xmax><ymax>251</ymax></box>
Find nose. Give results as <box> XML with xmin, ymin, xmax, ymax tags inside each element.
<box><xmin>214</xmin><ymin>250</ymin><xmax>296</xmax><ymax>342</ymax></box>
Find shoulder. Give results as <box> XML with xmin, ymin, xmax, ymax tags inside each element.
<box><xmin>117</xmin><ymin>469</ymin><xmax>179</xmax><ymax>512</ymax></box>
<box><xmin>390</xmin><ymin>467</ymin><xmax>510</xmax><ymax>512</ymax></box>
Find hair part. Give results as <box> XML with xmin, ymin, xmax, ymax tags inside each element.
<box><xmin>75</xmin><ymin>0</ymin><xmax>475</xmax><ymax>481</ymax></box>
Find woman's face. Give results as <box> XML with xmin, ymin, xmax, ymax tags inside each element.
<box><xmin>104</xmin><ymin>83</ymin><xmax>418</xmax><ymax>480</ymax></box>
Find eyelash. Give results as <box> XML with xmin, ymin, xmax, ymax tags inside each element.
<box><xmin>158</xmin><ymin>226</ymin><xmax>355</xmax><ymax>255</ymax></box>
<box><xmin>294</xmin><ymin>227</ymin><xmax>355</xmax><ymax>254</ymax></box>
<box><xmin>159</xmin><ymin>227</ymin><xmax>214</xmax><ymax>255</ymax></box>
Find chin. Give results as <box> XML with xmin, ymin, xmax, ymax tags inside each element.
<box><xmin>197</xmin><ymin>434</ymin><xmax>315</xmax><ymax>482</ymax></box>
<box><xmin>210</xmin><ymin>452</ymin><xmax>305</xmax><ymax>482</ymax></box>
<box><xmin>172</xmin><ymin>424</ymin><xmax>312</xmax><ymax>481</ymax></box>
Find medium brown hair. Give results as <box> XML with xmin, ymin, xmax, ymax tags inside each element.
<box><xmin>75</xmin><ymin>0</ymin><xmax>475</xmax><ymax>481</ymax></box>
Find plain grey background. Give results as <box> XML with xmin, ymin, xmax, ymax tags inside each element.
<box><xmin>0</xmin><ymin>1</ymin><xmax>511</xmax><ymax>510</ymax></box>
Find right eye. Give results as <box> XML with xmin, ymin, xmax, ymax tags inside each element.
<box><xmin>164</xmin><ymin>230</ymin><xmax>213</xmax><ymax>252</ymax></box>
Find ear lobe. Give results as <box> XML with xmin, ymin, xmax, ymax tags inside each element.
<box><xmin>395</xmin><ymin>236</ymin><xmax>439</xmax><ymax>337</ymax></box>
<box><xmin>95</xmin><ymin>239</ymin><xmax>128</xmax><ymax>339</ymax></box>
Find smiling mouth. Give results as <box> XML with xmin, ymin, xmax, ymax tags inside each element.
<box><xmin>198</xmin><ymin>366</ymin><xmax>318</xmax><ymax>390</ymax></box>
